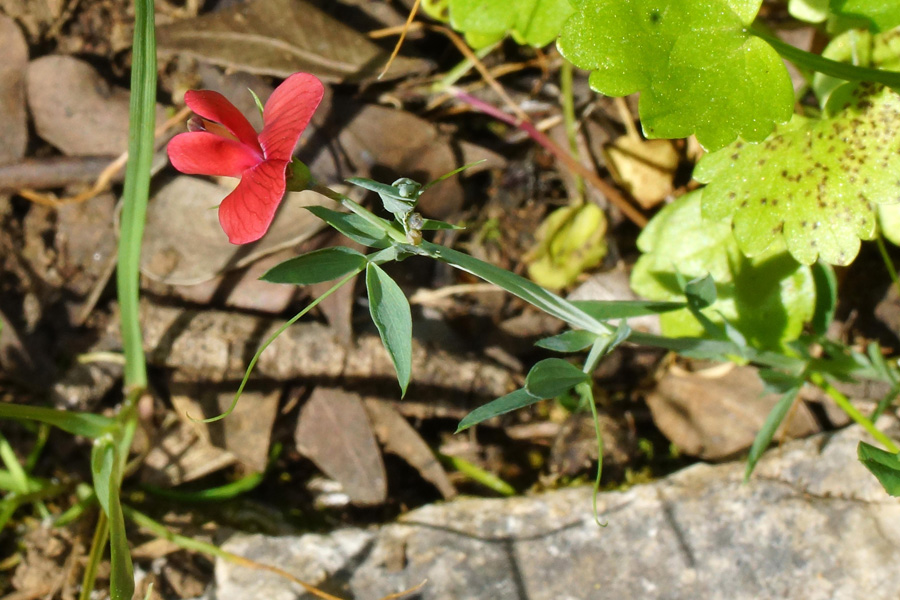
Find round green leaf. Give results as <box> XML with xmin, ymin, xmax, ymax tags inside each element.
<box><xmin>558</xmin><ymin>0</ymin><xmax>793</xmax><ymax>150</ymax></box>
<box><xmin>698</xmin><ymin>84</ymin><xmax>900</xmax><ymax>266</ymax></box>
<box><xmin>630</xmin><ymin>190</ymin><xmax>816</xmax><ymax>350</ymax></box>
<box><xmin>448</xmin><ymin>0</ymin><xmax>573</xmax><ymax>48</ymax></box>
<box><xmin>261</xmin><ymin>247</ymin><xmax>367</xmax><ymax>285</ymax></box>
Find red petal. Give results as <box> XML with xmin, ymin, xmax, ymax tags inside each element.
<box><xmin>184</xmin><ymin>90</ymin><xmax>262</xmax><ymax>153</ymax></box>
<box><xmin>167</xmin><ymin>132</ymin><xmax>262</xmax><ymax>177</ymax></box>
<box><xmin>218</xmin><ymin>159</ymin><xmax>289</xmax><ymax>244</ymax></box>
<box><xmin>259</xmin><ymin>73</ymin><xmax>324</xmax><ymax>162</ymax></box>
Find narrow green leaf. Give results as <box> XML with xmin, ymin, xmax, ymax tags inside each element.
<box><xmin>420</xmin><ymin>241</ymin><xmax>609</xmax><ymax>334</ymax></box>
<box><xmin>91</xmin><ymin>438</ymin><xmax>134</xmax><ymax>600</ymax></box>
<box><xmin>525</xmin><ymin>358</ymin><xmax>590</xmax><ymax>399</ymax></box>
<box><xmin>456</xmin><ymin>388</ymin><xmax>543</xmax><ymax>432</ymax></box>
<box><xmin>745</xmin><ymin>384</ymin><xmax>801</xmax><ymax>480</ymax></box>
<box><xmin>535</xmin><ymin>330</ymin><xmax>599</xmax><ymax>352</ymax></box>
<box><xmin>306</xmin><ymin>205</ymin><xmax>389</xmax><ymax>247</ymax></box>
<box><xmin>811</xmin><ymin>261</ymin><xmax>838</xmax><ymax>337</ymax></box>
<box><xmin>261</xmin><ymin>247</ymin><xmax>367</xmax><ymax>285</ymax></box>
<box><xmin>419</xmin><ymin>219</ymin><xmax>465</xmax><ymax>231</ymax></box>
<box><xmin>0</xmin><ymin>404</ymin><xmax>114</xmax><ymax>438</ymax></box>
<box><xmin>858</xmin><ymin>441</ymin><xmax>900</xmax><ymax>496</ymax></box>
<box><xmin>366</xmin><ymin>263</ymin><xmax>412</xmax><ymax>396</ymax></box>
<box><xmin>571</xmin><ymin>299</ymin><xmax>686</xmax><ymax>320</ymax></box>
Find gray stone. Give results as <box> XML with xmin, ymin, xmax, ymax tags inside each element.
<box><xmin>211</xmin><ymin>418</ymin><xmax>900</xmax><ymax>600</ymax></box>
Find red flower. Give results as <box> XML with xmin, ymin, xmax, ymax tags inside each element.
<box><xmin>167</xmin><ymin>73</ymin><xmax>324</xmax><ymax>244</ymax></box>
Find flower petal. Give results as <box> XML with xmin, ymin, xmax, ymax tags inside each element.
<box><xmin>218</xmin><ymin>159</ymin><xmax>289</xmax><ymax>244</ymax></box>
<box><xmin>167</xmin><ymin>132</ymin><xmax>262</xmax><ymax>177</ymax></box>
<box><xmin>184</xmin><ymin>90</ymin><xmax>262</xmax><ymax>153</ymax></box>
<box><xmin>259</xmin><ymin>73</ymin><xmax>325</xmax><ymax>162</ymax></box>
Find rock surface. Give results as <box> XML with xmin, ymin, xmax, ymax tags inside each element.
<box><xmin>209</xmin><ymin>418</ymin><xmax>900</xmax><ymax>600</ymax></box>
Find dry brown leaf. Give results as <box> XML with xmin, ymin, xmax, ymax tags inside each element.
<box><xmin>26</xmin><ymin>55</ymin><xmax>166</xmax><ymax>156</ymax></box>
<box><xmin>0</xmin><ymin>15</ymin><xmax>28</xmax><ymax>165</ymax></box>
<box><xmin>646</xmin><ymin>364</ymin><xmax>820</xmax><ymax>460</ymax></box>
<box><xmin>365</xmin><ymin>398</ymin><xmax>456</xmax><ymax>499</ymax></box>
<box><xmin>157</xmin><ymin>0</ymin><xmax>430</xmax><ymax>83</ymax></box>
<box><xmin>295</xmin><ymin>387</ymin><xmax>387</xmax><ymax>505</ymax></box>
<box><xmin>603</xmin><ymin>136</ymin><xmax>679</xmax><ymax>210</ymax></box>
<box><xmin>141</xmin><ymin>177</ymin><xmax>332</xmax><ymax>285</ymax></box>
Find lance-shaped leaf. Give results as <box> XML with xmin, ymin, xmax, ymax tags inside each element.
<box><xmin>525</xmin><ymin>358</ymin><xmax>589</xmax><ymax>399</ymax></box>
<box><xmin>261</xmin><ymin>247</ymin><xmax>367</xmax><ymax>285</ymax></box>
<box><xmin>697</xmin><ymin>84</ymin><xmax>900</xmax><ymax>266</ymax></box>
<box><xmin>558</xmin><ymin>0</ymin><xmax>793</xmax><ymax>150</ymax></box>
<box><xmin>366</xmin><ymin>263</ymin><xmax>412</xmax><ymax>396</ymax></box>
<box><xmin>858</xmin><ymin>441</ymin><xmax>900</xmax><ymax>496</ymax></box>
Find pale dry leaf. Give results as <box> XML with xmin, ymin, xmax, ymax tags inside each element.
<box><xmin>157</xmin><ymin>0</ymin><xmax>430</xmax><ymax>83</ymax></box>
<box><xmin>26</xmin><ymin>55</ymin><xmax>166</xmax><ymax>156</ymax></box>
<box><xmin>365</xmin><ymin>398</ymin><xmax>456</xmax><ymax>499</ymax></box>
<box><xmin>295</xmin><ymin>387</ymin><xmax>387</xmax><ymax>505</ymax></box>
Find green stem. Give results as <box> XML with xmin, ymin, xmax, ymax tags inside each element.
<box><xmin>809</xmin><ymin>372</ymin><xmax>899</xmax><ymax>452</ymax></box>
<box><xmin>197</xmin><ymin>270</ymin><xmax>363</xmax><ymax>423</ymax></box>
<box><xmin>312</xmin><ymin>183</ymin><xmax>407</xmax><ymax>244</ymax></box>
<box><xmin>80</xmin><ymin>512</ymin><xmax>109</xmax><ymax>600</ymax></box>
<box><xmin>438</xmin><ymin>453</ymin><xmax>515</xmax><ymax>496</ymax></box>
<box><xmin>117</xmin><ymin>0</ymin><xmax>156</xmax><ymax>393</ymax></box>
<box><xmin>876</xmin><ymin>234</ymin><xmax>900</xmax><ymax>299</ymax></box>
<box><xmin>752</xmin><ymin>29</ymin><xmax>900</xmax><ymax>88</ymax></box>
<box><xmin>577</xmin><ymin>381</ymin><xmax>607</xmax><ymax>527</ymax></box>
<box><xmin>560</xmin><ymin>59</ymin><xmax>584</xmax><ymax>203</ymax></box>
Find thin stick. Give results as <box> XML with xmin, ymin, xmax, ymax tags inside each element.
<box><xmin>378</xmin><ymin>0</ymin><xmax>422</xmax><ymax>79</ymax></box>
<box><xmin>454</xmin><ymin>89</ymin><xmax>648</xmax><ymax>227</ymax></box>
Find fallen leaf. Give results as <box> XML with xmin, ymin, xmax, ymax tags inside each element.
<box><xmin>0</xmin><ymin>15</ymin><xmax>28</xmax><ymax>165</ymax></box>
<box><xmin>26</xmin><ymin>55</ymin><xmax>165</xmax><ymax>156</ymax></box>
<box><xmin>170</xmin><ymin>383</ymin><xmax>279</xmax><ymax>473</ymax></box>
<box><xmin>365</xmin><ymin>398</ymin><xmax>456</xmax><ymax>499</ymax></box>
<box><xmin>604</xmin><ymin>136</ymin><xmax>679</xmax><ymax>210</ymax></box>
<box><xmin>646</xmin><ymin>364</ymin><xmax>820</xmax><ymax>460</ymax></box>
<box><xmin>157</xmin><ymin>0</ymin><xmax>430</xmax><ymax>83</ymax></box>
<box><xmin>295</xmin><ymin>387</ymin><xmax>387</xmax><ymax>505</ymax></box>
<box><xmin>141</xmin><ymin>177</ymin><xmax>332</xmax><ymax>285</ymax></box>
<box><xmin>308</xmin><ymin>99</ymin><xmax>503</xmax><ymax>218</ymax></box>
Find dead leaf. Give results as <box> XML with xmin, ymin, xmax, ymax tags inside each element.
<box><xmin>55</xmin><ymin>193</ymin><xmax>117</xmax><ymax>297</ymax></box>
<box><xmin>141</xmin><ymin>177</ymin><xmax>332</xmax><ymax>285</ymax></box>
<box><xmin>157</xmin><ymin>0</ymin><xmax>430</xmax><ymax>83</ymax></box>
<box><xmin>295</xmin><ymin>387</ymin><xmax>387</xmax><ymax>505</ymax></box>
<box><xmin>603</xmin><ymin>136</ymin><xmax>679</xmax><ymax>210</ymax></box>
<box><xmin>26</xmin><ymin>55</ymin><xmax>166</xmax><ymax>156</ymax></box>
<box><xmin>646</xmin><ymin>364</ymin><xmax>820</xmax><ymax>460</ymax></box>
<box><xmin>308</xmin><ymin>99</ymin><xmax>503</xmax><ymax>218</ymax></box>
<box><xmin>0</xmin><ymin>15</ymin><xmax>28</xmax><ymax>165</ymax></box>
<box><xmin>141</xmin><ymin>417</ymin><xmax>236</xmax><ymax>487</ymax></box>
<box><xmin>365</xmin><ymin>398</ymin><xmax>456</xmax><ymax>499</ymax></box>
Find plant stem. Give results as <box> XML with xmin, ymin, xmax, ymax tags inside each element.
<box><xmin>752</xmin><ymin>29</ymin><xmax>900</xmax><ymax>88</ymax></box>
<box><xmin>560</xmin><ymin>59</ymin><xmax>584</xmax><ymax>203</ymax></box>
<box><xmin>438</xmin><ymin>453</ymin><xmax>515</xmax><ymax>496</ymax></box>
<box><xmin>809</xmin><ymin>371</ymin><xmax>899</xmax><ymax>452</ymax></box>
<box><xmin>876</xmin><ymin>234</ymin><xmax>900</xmax><ymax>299</ymax></box>
<box><xmin>312</xmin><ymin>183</ymin><xmax>407</xmax><ymax>244</ymax></box>
<box><xmin>79</xmin><ymin>512</ymin><xmax>109</xmax><ymax>600</ymax></box>
<box><xmin>117</xmin><ymin>0</ymin><xmax>156</xmax><ymax>393</ymax></box>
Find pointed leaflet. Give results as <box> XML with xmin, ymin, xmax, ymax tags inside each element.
<box><xmin>558</xmin><ymin>0</ymin><xmax>793</xmax><ymax>150</ymax></box>
<box><xmin>261</xmin><ymin>247</ymin><xmax>367</xmax><ymax>285</ymax></box>
<box><xmin>697</xmin><ymin>84</ymin><xmax>900</xmax><ymax>266</ymax></box>
<box><xmin>858</xmin><ymin>441</ymin><xmax>900</xmax><ymax>496</ymax></box>
<box><xmin>456</xmin><ymin>388</ymin><xmax>544</xmax><ymax>432</ymax></box>
<box><xmin>525</xmin><ymin>358</ymin><xmax>589</xmax><ymax>399</ymax></box>
<box><xmin>306</xmin><ymin>205</ymin><xmax>389</xmax><ymax>247</ymax></box>
<box><xmin>91</xmin><ymin>438</ymin><xmax>134</xmax><ymax>600</ymax></box>
<box><xmin>366</xmin><ymin>263</ymin><xmax>412</xmax><ymax>396</ymax></box>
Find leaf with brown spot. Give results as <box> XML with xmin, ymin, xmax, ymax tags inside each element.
<box><xmin>697</xmin><ymin>84</ymin><xmax>900</xmax><ymax>266</ymax></box>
